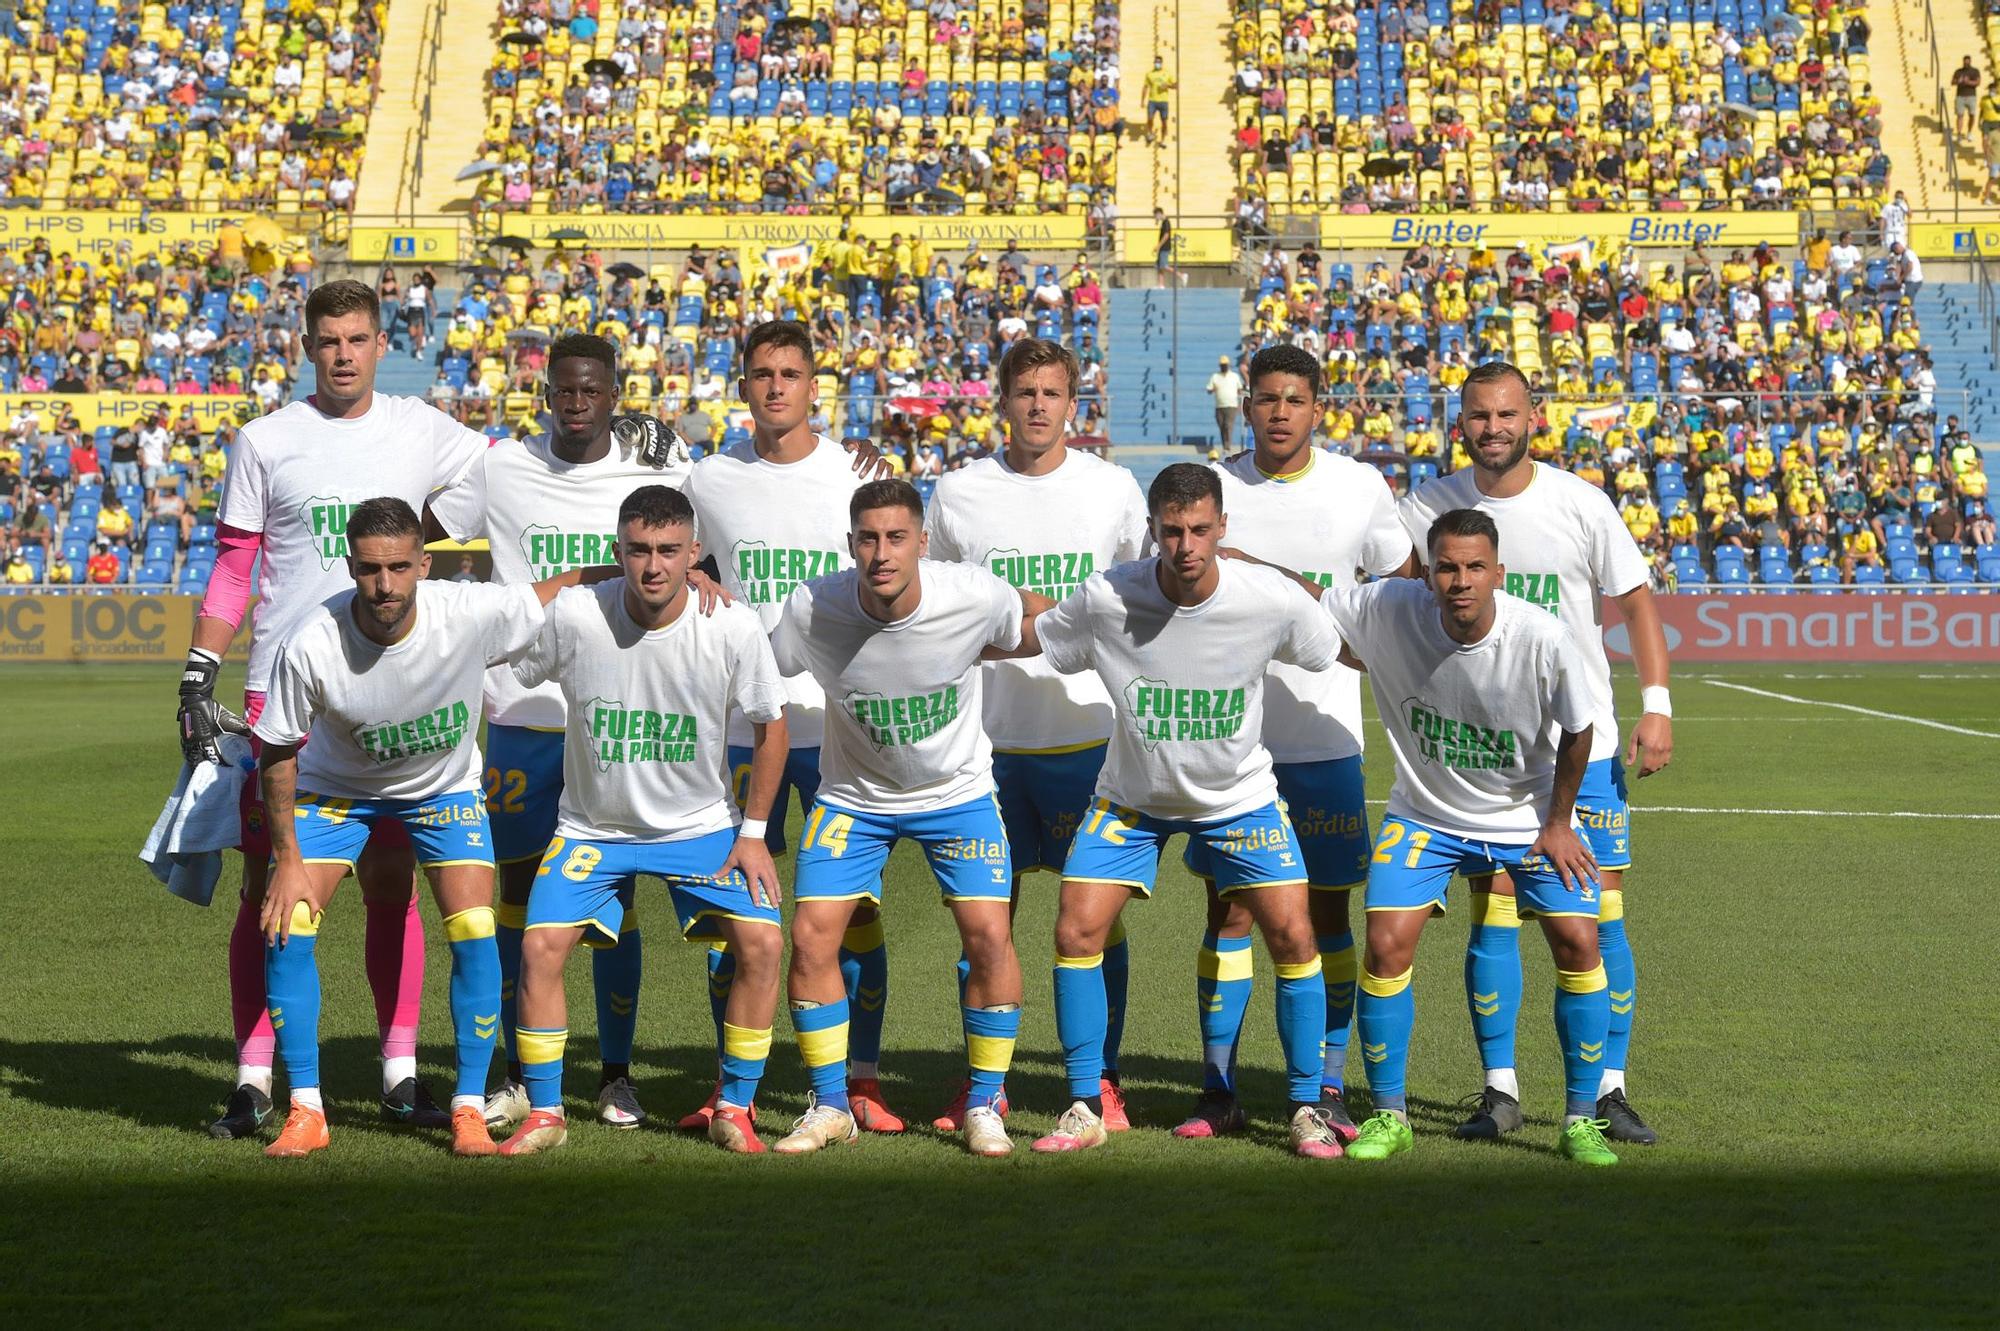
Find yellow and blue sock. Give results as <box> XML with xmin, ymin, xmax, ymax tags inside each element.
<box><xmin>1598</xmin><ymin>889</ymin><xmax>1635</xmax><ymax>1088</ymax></box>
<box><xmin>1555</xmin><ymin>963</ymin><xmax>1611</xmax><ymax>1119</ymax></box>
<box><xmin>442</xmin><ymin>906</ymin><xmax>501</xmax><ymax>1102</ymax></box>
<box><xmin>962</xmin><ymin>1003</ymin><xmax>1020</xmax><ymax>1110</ymax></box>
<box><xmin>1196</xmin><ymin>931</ymin><xmax>1254</xmax><ymax>1093</ymax></box>
<box><xmin>1274</xmin><ymin>956</ymin><xmax>1327</xmax><ymax>1105</ymax></box>
<box><xmin>1102</xmin><ymin>917</ymin><xmax>1130</xmax><ymax>1078</ymax></box>
<box><xmin>1052</xmin><ymin>951</ymin><xmax>1106</xmax><ymax>1100</ymax></box>
<box><xmin>839</xmin><ymin>917</ymin><xmax>888</xmax><ymax>1069</ymax></box>
<box><xmin>592</xmin><ymin>910</ymin><xmax>642</xmax><ymax>1070</ymax></box>
<box><xmin>496</xmin><ymin>899</ymin><xmax>526</xmax><ymax>1074</ymax></box>
<box><xmin>1464</xmin><ymin>890</ymin><xmax>1522</xmax><ymax>1075</ymax></box>
<box><xmin>264</xmin><ymin>902</ymin><xmax>323</xmax><ymax>1093</ymax></box>
<box><xmin>517</xmin><ymin>1025</ymin><xmax>567</xmax><ymax>1112</ymax></box>
<box><xmin>706</xmin><ymin>941</ymin><xmax>735</xmax><ymax>1058</ymax></box>
<box><xmin>791</xmin><ymin>998</ymin><xmax>851</xmax><ymax>1112</ymax></box>
<box><xmin>1357</xmin><ymin>964</ymin><xmax>1415</xmax><ymax>1117</ymax></box>
<box><xmin>718</xmin><ymin>1021</ymin><xmax>772</xmax><ymax>1109</ymax></box>
<box><xmin>1318</xmin><ymin>929</ymin><xmax>1357</xmax><ymax>1093</ymax></box>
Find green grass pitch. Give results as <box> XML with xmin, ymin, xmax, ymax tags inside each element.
<box><xmin>2</xmin><ymin>661</ymin><xmax>1996</xmax><ymax>1324</ymax></box>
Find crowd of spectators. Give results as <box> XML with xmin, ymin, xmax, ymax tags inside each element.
<box><xmin>475</xmin><ymin>0</ymin><xmax>1123</xmax><ymax>218</ymax></box>
<box><xmin>1228</xmin><ymin>0</ymin><xmax>1886</xmax><ymax>220</ymax></box>
<box><xmin>411</xmin><ymin>229</ymin><xmax>1108</xmax><ymax>475</ymax></box>
<box><xmin>1</xmin><ymin>0</ymin><xmax>386</xmax><ymax>211</ymax></box>
<box><xmin>1236</xmin><ymin>228</ymin><xmax>1995</xmax><ymax>586</ymax></box>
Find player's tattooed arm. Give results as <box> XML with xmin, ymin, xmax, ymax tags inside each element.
<box><xmin>258</xmin><ymin>744</ymin><xmax>314</xmax><ymax>944</ymax></box>
<box><xmin>1216</xmin><ymin>546</ymin><xmax>1327</xmax><ymax>599</ymax></box>
<box><xmin>721</xmin><ymin>715</ymin><xmax>789</xmax><ymax>908</ymax></box>
<box><xmin>1614</xmin><ymin>583</ymin><xmax>1674</xmax><ymax>778</ymax></box>
<box><xmin>1531</xmin><ymin>726</ymin><xmax>1600</xmax><ymax>893</ymax></box>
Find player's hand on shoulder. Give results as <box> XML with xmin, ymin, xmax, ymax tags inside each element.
<box><xmin>688</xmin><ymin>568</ymin><xmax>732</xmax><ymax>615</ymax></box>
<box><xmin>841</xmin><ymin>437</ymin><xmax>896</xmax><ymax>479</ymax></box>
<box><xmin>613</xmin><ymin>413</ymin><xmax>689</xmax><ymax>469</ymax></box>
<box><xmin>1627</xmin><ymin>712</ymin><xmax>1673</xmax><ymax>777</ymax></box>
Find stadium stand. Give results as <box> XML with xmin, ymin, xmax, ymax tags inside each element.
<box><xmin>1226</xmin><ymin>0</ymin><xmax>1887</xmax><ymax>215</ymax></box>
<box><xmin>3</xmin><ymin>0</ymin><xmax>386</xmax><ymax>211</ymax></box>
<box><xmin>1235</xmin><ymin>231</ymin><xmax>1993</xmax><ymax>588</ymax></box>
<box><xmin>470</xmin><ymin>0</ymin><xmax>1123</xmax><ymax>215</ymax></box>
<box><xmin>415</xmin><ymin>236</ymin><xmax>1109</xmax><ymax>488</ymax></box>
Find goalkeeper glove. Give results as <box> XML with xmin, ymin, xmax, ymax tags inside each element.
<box><xmin>613</xmin><ymin>414</ymin><xmax>690</xmax><ymax>469</ymax></box>
<box><xmin>178</xmin><ymin>647</ymin><xmax>250</xmax><ymax>765</ymax></box>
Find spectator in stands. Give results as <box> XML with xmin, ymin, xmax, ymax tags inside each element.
<box><xmin>86</xmin><ymin>538</ymin><xmax>120</xmax><ymax>585</ymax></box>
<box><xmin>11</xmin><ymin>494</ymin><xmax>50</xmax><ymax>554</ymax></box>
<box><xmin>3</xmin><ymin>547</ymin><xmax>31</xmax><ymax>585</ymax></box>
<box><xmin>1962</xmin><ymin>56</ymin><xmax>1989</xmax><ymax>140</ymax></box>
<box><xmin>95</xmin><ymin>488</ymin><xmax>134</xmax><ymax>547</ymax></box>
<box><xmin>45</xmin><ymin>547</ymin><xmax>74</xmax><ymax>586</ymax></box>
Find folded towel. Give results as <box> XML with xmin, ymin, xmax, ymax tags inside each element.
<box><xmin>139</xmin><ymin>735</ymin><xmax>253</xmax><ymax>906</ymax></box>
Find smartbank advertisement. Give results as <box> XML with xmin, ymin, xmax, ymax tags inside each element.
<box><xmin>1604</xmin><ymin>593</ymin><xmax>2000</xmax><ymax>662</ymax></box>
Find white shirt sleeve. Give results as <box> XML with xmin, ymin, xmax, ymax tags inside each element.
<box><xmin>1585</xmin><ymin>487</ymin><xmax>1652</xmax><ymax>598</ymax></box>
<box><xmin>426</xmin><ymin>412</ymin><xmax>491</xmax><ymax>542</ymax></box>
<box><xmin>509</xmin><ymin>599</ymin><xmax>564</xmax><ymax>690</ymax></box>
<box><xmin>216</xmin><ymin>432</ymin><xmax>267</xmax><ymax>534</ymax></box>
<box><xmin>424</xmin><ymin>449</ymin><xmax>489</xmax><ymax>544</ymax></box>
<box><xmin>769</xmin><ymin>585</ymin><xmax>814</xmax><ymax>677</ymax></box>
<box><xmin>1033</xmin><ymin>573</ymin><xmax>1097</xmax><ymax>674</ymax></box>
<box><xmin>1545</xmin><ymin>624</ymin><xmax>1596</xmax><ymax>736</ymax></box>
<box><xmin>728</xmin><ymin>611</ymin><xmax>789</xmax><ymax>724</ymax></box>
<box><xmin>476</xmin><ymin>583</ymin><xmax>548</xmax><ymax>665</ymax></box>
<box><xmin>253</xmin><ymin>638</ymin><xmax>314</xmax><ymax>747</ymax></box>
<box><xmin>1272</xmin><ymin>580</ymin><xmax>1338</xmax><ymax>671</ymax></box>
<box><xmin>1361</xmin><ymin>476</ymin><xmax>1418</xmax><ymax>575</ymax></box>
<box><xmin>1116</xmin><ymin>475</ymin><xmax>1152</xmax><ymax>560</ymax></box>
<box><xmin>923</xmin><ymin>489</ymin><xmax>962</xmax><ymax>561</ymax></box>
<box><xmin>980</xmin><ymin>568</ymin><xmax>1023</xmax><ymax>652</ymax></box>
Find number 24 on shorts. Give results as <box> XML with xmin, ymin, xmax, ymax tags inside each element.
<box><xmin>802</xmin><ymin>807</ymin><xmax>853</xmax><ymax>857</ymax></box>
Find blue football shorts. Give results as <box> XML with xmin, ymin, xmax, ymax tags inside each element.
<box><xmin>792</xmin><ymin>793</ymin><xmax>1012</xmax><ymax>905</ymax></box>
<box><xmin>483</xmin><ymin>724</ymin><xmax>566</xmax><ymax>865</ymax></box>
<box><xmin>289</xmin><ymin>788</ymin><xmax>492</xmax><ymax>869</ymax></box>
<box><xmin>524</xmin><ymin>827</ymin><xmax>780</xmax><ymax>946</ymax></box>
<box><xmin>1066</xmin><ymin>797</ymin><xmax>1306</xmax><ymax>897</ymax></box>
<box><xmin>991</xmin><ymin>743</ymin><xmax>1107</xmax><ymax>879</ymax></box>
<box><xmin>1185</xmin><ymin>756</ymin><xmax>1369</xmax><ymax>891</ymax></box>
<box><xmin>1363</xmin><ymin>816</ymin><xmax>1601</xmax><ymax>918</ymax></box>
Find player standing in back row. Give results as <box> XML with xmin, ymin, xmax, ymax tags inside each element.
<box><xmin>1178</xmin><ymin>344</ymin><xmax>1416</xmax><ymax>1144</ymax></box>
<box><xmin>679</xmin><ymin>320</ymin><xmax>897</xmax><ymax>1133</ymax></box>
<box><xmin>1402</xmin><ymin>362</ymin><xmax>1673</xmax><ymax>1145</ymax></box>
<box><xmin>923</xmin><ymin>337</ymin><xmax>1150</xmax><ymax>1132</ymax></box>
<box><xmin>176</xmin><ymin>280</ymin><xmax>487</xmax><ymax>1140</ymax></box>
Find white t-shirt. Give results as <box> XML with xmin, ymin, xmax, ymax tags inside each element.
<box><xmin>511</xmin><ymin>582</ymin><xmax>784</xmax><ymax>843</ymax></box>
<box><xmin>1214</xmin><ymin>449</ymin><xmax>1414</xmax><ymax>762</ymax></box>
<box><xmin>682</xmin><ymin>434</ymin><xmax>862</xmax><ymax>747</ymax></box>
<box><xmin>427</xmin><ymin>433</ymin><xmax>692</xmax><ymax>730</ymax></box>
<box><xmin>1401</xmin><ymin>462</ymin><xmax>1649</xmax><ymax>761</ymax></box>
<box><xmin>255</xmin><ymin>581</ymin><xmax>545</xmax><ymax>803</ymax></box>
<box><xmin>924</xmin><ymin>449</ymin><xmax>1150</xmax><ymax>750</ymax></box>
<box><xmin>1317</xmin><ymin>580</ymin><xmax>1594</xmax><ymax>842</ymax></box>
<box><xmin>218</xmin><ymin>394</ymin><xmax>487</xmax><ymax>692</ymax></box>
<box><xmin>769</xmin><ymin>560</ymin><xmax>1022</xmax><ymax>814</ymax></box>
<box><xmin>1035</xmin><ymin>558</ymin><xmax>1337</xmax><ymax>822</ymax></box>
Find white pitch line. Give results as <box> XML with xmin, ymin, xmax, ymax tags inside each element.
<box><xmin>1701</xmin><ymin>679</ymin><xmax>2000</xmax><ymax>739</ymax></box>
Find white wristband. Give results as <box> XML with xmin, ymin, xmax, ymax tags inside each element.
<box><xmin>1640</xmin><ymin>686</ymin><xmax>1672</xmax><ymax>718</ymax></box>
<box><xmin>737</xmin><ymin>818</ymin><xmax>768</xmax><ymax>840</ymax></box>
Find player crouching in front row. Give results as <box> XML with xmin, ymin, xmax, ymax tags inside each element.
<box><xmin>256</xmin><ymin>498</ymin><xmax>583</xmax><ymax>1158</ymax></box>
<box><xmin>498</xmin><ymin>486</ymin><xmax>792</xmax><ymax>1156</ymax></box>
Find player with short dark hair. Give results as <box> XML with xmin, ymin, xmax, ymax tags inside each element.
<box><xmin>179</xmin><ymin>279</ymin><xmax>491</xmax><ymax>1141</ymax></box>
<box><xmin>1176</xmin><ymin>343</ymin><xmax>1417</xmax><ymax>1145</ymax></box>
<box><xmin>497</xmin><ymin>485</ymin><xmax>792</xmax><ymax>1156</ymax></box>
<box><xmin>1402</xmin><ymin>361</ymin><xmax>1673</xmax><ymax>1146</ymax></box>
<box><xmin>767</xmin><ymin>479</ymin><xmax>1041</xmax><ymax>1157</ymax></box>
<box><xmin>1002</xmin><ymin>463</ymin><xmax>1346</xmax><ymax>1159</ymax></box>
<box><xmin>251</xmin><ymin>498</ymin><xmax>584</xmax><ymax>1158</ymax></box>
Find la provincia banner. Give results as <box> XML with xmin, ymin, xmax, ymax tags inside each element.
<box><xmin>1602</xmin><ymin>592</ymin><xmax>2000</xmax><ymax>662</ymax></box>
<box><xmin>496</xmin><ymin>213</ymin><xmax>1090</xmax><ymax>250</ymax></box>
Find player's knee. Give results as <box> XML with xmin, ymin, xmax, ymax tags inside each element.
<box><xmin>1544</xmin><ymin>920</ymin><xmax>1601</xmax><ymax>973</ymax></box>
<box><xmin>728</xmin><ymin>924</ymin><xmax>784</xmax><ymax>975</ymax></box>
<box><xmin>1052</xmin><ymin>916</ymin><xmax>1107</xmax><ymax>960</ymax></box>
<box><xmin>519</xmin><ymin>927</ymin><xmax>573</xmax><ymax>974</ymax></box>
<box><xmin>1261</xmin><ymin>916</ymin><xmax>1318</xmax><ymax>966</ymax></box>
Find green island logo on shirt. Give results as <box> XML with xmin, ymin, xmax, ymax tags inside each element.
<box><xmin>585</xmin><ymin>697</ymin><xmax>699</xmax><ymax>769</ymax></box>
<box><xmin>522</xmin><ymin>525</ymin><xmax>617</xmax><ymax>580</ymax></box>
<box><xmin>733</xmin><ymin>539</ymin><xmax>842</xmax><ymax>606</ymax></box>
<box><xmin>981</xmin><ymin>548</ymin><xmax>1095</xmax><ymax>599</ymax></box>
<box><xmin>1126</xmin><ymin>677</ymin><xmax>1247</xmax><ymax>750</ymax></box>
<box><xmin>848</xmin><ymin>686</ymin><xmax>960</xmax><ymax>749</ymax></box>
<box><xmin>1404</xmin><ymin>697</ymin><xmax>1519</xmax><ymax>770</ymax></box>
<box><xmin>1505</xmin><ymin>571</ymin><xmax>1561</xmax><ymax>613</ymax></box>
<box><xmin>301</xmin><ymin>496</ymin><xmax>353</xmax><ymax>570</ymax></box>
<box><xmin>353</xmin><ymin>701</ymin><xmax>472</xmax><ymax>762</ymax></box>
